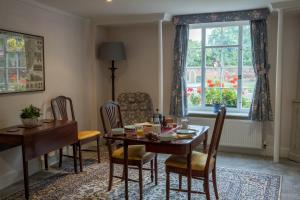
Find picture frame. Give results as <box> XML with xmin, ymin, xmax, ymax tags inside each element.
<box><xmin>0</xmin><ymin>29</ymin><xmax>45</xmax><ymax>94</ymax></box>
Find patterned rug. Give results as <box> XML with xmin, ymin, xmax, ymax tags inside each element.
<box><xmin>2</xmin><ymin>151</ymin><xmax>281</xmax><ymax>200</ymax></box>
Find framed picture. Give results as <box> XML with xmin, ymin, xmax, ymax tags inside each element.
<box><xmin>0</xmin><ymin>29</ymin><xmax>45</xmax><ymax>94</ymax></box>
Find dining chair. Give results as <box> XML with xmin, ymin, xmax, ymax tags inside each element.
<box><xmin>100</xmin><ymin>101</ymin><xmax>157</xmax><ymax>199</ymax></box>
<box><xmin>165</xmin><ymin>106</ymin><xmax>226</xmax><ymax>200</ymax></box>
<box><xmin>117</xmin><ymin>92</ymin><xmax>154</xmax><ymax>125</ymax></box>
<box><xmin>48</xmin><ymin>95</ymin><xmax>102</xmax><ymax>172</ymax></box>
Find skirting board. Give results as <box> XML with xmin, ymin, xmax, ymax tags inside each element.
<box><xmin>288</xmin><ymin>151</ymin><xmax>300</xmax><ymax>162</ymax></box>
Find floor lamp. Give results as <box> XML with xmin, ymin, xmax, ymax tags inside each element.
<box><xmin>99</xmin><ymin>42</ymin><xmax>126</xmax><ymax>101</ymax></box>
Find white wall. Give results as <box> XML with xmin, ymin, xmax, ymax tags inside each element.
<box><xmin>0</xmin><ymin>0</ymin><xmax>93</xmax><ymax>189</ymax></box>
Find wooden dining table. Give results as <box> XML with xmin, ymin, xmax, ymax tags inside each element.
<box><xmin>104</xmin><ymin>125</ymin><xmax>209</xmax><ymax>200</ymax></box>
<box><xmin>0</xmin><ymin>120</ymin><xmax>78</xmax><ymax>200</ymax></box>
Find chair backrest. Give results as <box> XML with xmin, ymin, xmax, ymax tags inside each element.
<box><xmin>100</xmin><ymin>101</ymin><xmax>123</xmax><ymax>133</ymax></box>
<box><xmin>51</xmin><ymin>96</ymin><xmax>75</xmax><ymax>121</ymax></box>
<box><xmin>117</xmin><ymin>92</ymin><xmax>154</xmax><ymax>125</ymax></box>
<box><xmin>100</xmin><ymin>101</ymin><xmax>124</xmax><ymax>157</ymax></box>
<box><xmin>205</xmin><ymin>106</ymin><xmax>226</xmax><ymax>171</ymax></box>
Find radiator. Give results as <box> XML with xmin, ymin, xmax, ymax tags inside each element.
<box><xmin>189</xmin><ymin>117</ymin><xmax>263</xmax><ymax>149</ymax></box>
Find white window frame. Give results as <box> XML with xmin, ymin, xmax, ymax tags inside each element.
<box><xmin>187</xmin><ymin>21</ymin><xmax>254</xmax><ymax>114</ymax></box>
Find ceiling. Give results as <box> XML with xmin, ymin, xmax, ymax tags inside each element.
<box><xmin>33</xmin><ymin>0</ymin><xmax>290</xmax><ymax>19</ymax></box>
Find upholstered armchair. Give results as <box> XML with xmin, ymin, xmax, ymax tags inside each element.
<box><xmin>117</xmin><ymin>92</ymin><xmax>154</xmax><ymax>125</ymax></box>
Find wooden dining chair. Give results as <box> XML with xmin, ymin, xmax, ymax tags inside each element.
<box><xmin>165</xmin><ymin>106</ymin><xmax>226</xmax><ymax>200</ymax></box>
<box><xmin>48</xmin><ymin>95</ymin><xmax>102</xmax><ymax>172</ymax></box>
<box><xmin>100</xmin><ymin>101</ymin><xmax>157</xmax><ymax>199</ymax></box>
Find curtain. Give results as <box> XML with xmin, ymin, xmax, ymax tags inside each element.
<box><xmin>249</xmin><ymin>20</ymin><xmax>273</xmax><ymax>121</ymax></box>
<box><xmin>170</xmin><ymin>25</ymin><xmax>189</xmax><ymax>118</ymax></box>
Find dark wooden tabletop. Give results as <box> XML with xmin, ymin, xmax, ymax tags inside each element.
<box><xmin>0</xmin><ymin>120</ymin><xmax>76</xmax><ymax>137</ymax></box>
<box><xmin>105</xmin><ymin>125</ymin><xmax>208</xmax><ymax>143</ymax></box>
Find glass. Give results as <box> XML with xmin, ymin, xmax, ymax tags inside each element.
<box><xmin>206</xmin><ymin>48</ymin><xmax>222</xmax><ymax>67</ymax></box>
<box><xmin>223</xmin><ymin>68</ymin><xmax>238</xmax><ymax>88</ymax></box>
<box><xmin>206</xmin><ymin>27</ymin><xmax>222</xmax><ymax>46</ymax></box>
<box><xmin>222</xmin><ymin>88</ymin><xmax>237</xmax><ymax>108</ymax></box>
<box><xmin>188</xmin><ymin>29</ymin><xmax>202</xmax><ymax>67</ymax></box>
<box><xmin>136</xmin><ymin>125</ymin><xmax>144</xmax><ymax>138</ymax></box>
<box><xmin>205</xmin><ymin>68</ymin><xmax>221</xmax><ymax>87</ymax></box>
<box><xmin>223</xmin><ymin>26</ymin><xmax>239</xmax><ymax>45</ymax></box>
<box><xmin>187</xmin><ymin>47</ymin><xmax>201</xmax><ymax>67</ymax></box>
<box><xmin>242</xmin><ymin>67</ymin><xmax>256</xmax><ymax>89</ymax></box>
<box><xmin>206</xmin><ymin>26</ymin><xmax>238</xmax><ymax>46</ymax></box>
<box><xmin>223</xmin><ymin>47</ymin><xmax>238</xmax><ymax>67</ymax></box>
<box><xmin>7</xmin><ymin>53</ymin><xmax>18</xmax><ymax>68</ymax></box>
<box><xmin>187</xmin><ymin>86</ymin><xmax>202</xmax><ymax>108</ymax></box>
<box><xmin>0</xmin><ymin>68</ymin><xmax>5</xmax><ymax>84</ymax></box>
<box><xmin>186</xmin><ymin>68</ymin><xmax>201</xmax><ymax>84</ymax></box>
<box><xmin>242</xmin><ymin>88</ymin><xmax>254</xmax><ymax>108</ymax></box>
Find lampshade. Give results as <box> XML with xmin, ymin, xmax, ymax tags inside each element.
<box><xmin>99</xmin><ymin>42</ymin><xmax>126</xmax><ymax>61</ymax></box>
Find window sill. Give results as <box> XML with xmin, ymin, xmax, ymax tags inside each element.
<box><xmin>188</xmin><ymin>111</ymin><xmax>250</xmax><ymax>120</ymax></box>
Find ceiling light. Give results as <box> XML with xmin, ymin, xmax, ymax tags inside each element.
<box><xmin>106</xmin><ymin>0</ymin><xmax>112</xmax><ymax>2</ymax></box>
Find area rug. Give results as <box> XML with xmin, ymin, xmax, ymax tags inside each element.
<box><xmin>2</xmin><ymin>152</ymin><xmax>281</xmax><ymax>200</ymax></box>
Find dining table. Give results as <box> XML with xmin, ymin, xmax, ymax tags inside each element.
<box><xmin>104</xmin><ymin>125</ymin><xmax>209</xmax><ymax>200</ymax></box>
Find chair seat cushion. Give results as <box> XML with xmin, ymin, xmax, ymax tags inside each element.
<box><xmin>165</xmin><ymin>151</ymin><xmax>214</xmax><ymax>172</ymax></box>
<box><xmin>112</xmin><ymin>145</ymin><xmax>154</xmax><ymax>161</ymax></box>
<box><xmin>78</xmin><ymin>130</ymin><xmax>101</xmax><ymax>140</ymax></box>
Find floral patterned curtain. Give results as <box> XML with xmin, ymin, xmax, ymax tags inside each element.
<box><xmin>170</xmin><ymin>25</ymin><xmax>189</xmax><ymax>118</ymax></box>
<box><xmin>249</xmin><ymin>20</ymin><xmax>273</xmax><ymax>121</ymax></box>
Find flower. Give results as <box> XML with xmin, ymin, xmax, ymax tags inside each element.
<box><xmin>187</xmin><ymin>87</ymin><xmax>193</xmax><ymax>93</ymax></box>
<box><xmin>197</xmin><ymin>88</ymin><xmax>202</xmax><ymax>94</ymax></box>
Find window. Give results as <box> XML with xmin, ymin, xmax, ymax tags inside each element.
<box><xmin>186</xmin><ymin>21</ymin><xmax>255</xmax><ymax>113</ymax></box>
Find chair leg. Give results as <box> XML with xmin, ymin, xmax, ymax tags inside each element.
<box><xmin>59</xmin><ymin>148</ymin><xmax>63</xmax><ymax>168</ymax></box>
<box><xmin>78</xmin><ymin>143</ymin><xmax>83</xmax><ymax>172</ymax></box>
<box><xmin>212</xmin><ymin>168</ymin><xmax>219</xmax><ymax>199</ymax></box>
<box><xmin>96</xmin><ymin>136</ymin><xmax>101</xmax><ymax>163</ymax></box>
<box><xmin>138</xmin><ymin>164</ymin><xmax>143</xmax><ymax>199</ymax></box>
<box><xmin>204</xmin><ymin>176</ymin><xmax>211</xmax><ymax>200</ymax></box>
<box><xmin>108</xmin><ymin>162</ymin><xmax>114</xmax><ymax>191</ymax></box>
<box><xmin>166</xmin><ymin>171</ymin><xmax>170</xmax><ymax>200</ymax></box>
<box><xmin>179</xmin><ymin>175</ymin><xmax>182</xmax><ymax>190</ymax></box>
<box><xmin>44</xmin><ymin>154</ymin><xmax>48</xmax><ymax>170</ymax></box>
<box><xmin>154</xmin><ymin>154</ymin><xmax>158</xmax><ymax>185</ymax></box>
<box><xmin>150</xmin><ymin>159</ymin><xmax>154</xmax><ymax>182</ymax></box>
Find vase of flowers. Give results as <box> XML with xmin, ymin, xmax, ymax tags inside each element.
<box><xmin>20</xmin><ymin>105</ymin><xmax>42</xmax><ymax>128</ymax></box>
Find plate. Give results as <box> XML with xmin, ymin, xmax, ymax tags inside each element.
<box><xmin>111</xmin><ymin>128</ymin><xmax>125</xmax><ymax>135</ymax></box>
<box><xmin>124</xmin><ymin>125</ymin><xmax>135</xmax><ymax>130</ymax></box>
<box><xmin>176</xmin><ymin>129</ymin><xmax>197</xmax><ymax>135</ymax></box>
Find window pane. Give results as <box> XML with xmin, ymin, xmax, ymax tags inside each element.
<box><xmin>187</xmin><ymin>29</ymin><xmax>202</xmax><ymax>67</ymax></box>
<box><xmin>186</xmin><ymin>67</ymin><xmax>201</xmax><ymax>84</ymax></box>
<box><xmin>187</xmin><ymin>86</ymin><xmax>202</xmax><ymax>108</ymax></box>
<box><xmin>224</xmin><ymin>47</ymin><xmax>238</xmax><ymax>67</ymax></box>
<box><xmin>222</xmin><ymin>88</ymin><xmax>237</xmax><ymax>108</ymax></box>
<box><xmin>206</xmin><ymin>48</ymin><xmax>222</xmax><ymax>67</ymax></box>
<box><xmin>223</xmin><ymin>68</ymin><xmax>238</xmax><ymax>88</ymax></box>
<box><xmin>242</xmin><ymin>88</ymin><xmax>254</xmax><ymax>108</ymax></box>
<box><xmin>223</xmin><ymin>26</ymin><xmax>239</xmax><ymax>45</ymax></box>
<box><xmin>243</xmin><ymin>25</ymin><xmax>251</xmax><ymax>48</ymax></box>
<box><xmin>187</xmin><ymin>48</ymin><xmax>201</xmax><ymax>67</ymax></box>
<box><xmin>206</xmin><ymin>26</ymin><xmax>238</xmax><ymax>46</ymax></box>
<box><xmin>206</xmin><ymin>27</ymin><xmax>222</xmax><ymax>46</ymax></box>
<box><xmin>242</xmin><ymin>67</ymin><xmax>256</xmax><ymax>89</ymax></box>
<box><xmin>242</xmin><ymin>67</ymin><xmax>256</xmax><ymax>109</ymax></box>
<box><xmin>205</xmin><ymin>68</ymin><xmax>221</xmax><ymax>87</ymax></box>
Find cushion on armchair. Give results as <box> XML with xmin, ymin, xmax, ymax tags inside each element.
<box><xmin>117</xmin><ymin>92</ymin><xmax>154</xmax><ymax>125</ymax></box>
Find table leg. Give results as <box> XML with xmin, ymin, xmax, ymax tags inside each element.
<box><xmin>203</xmin><ymin>132</ymin><xmax>208</xmax><ymax>153</ymax></box>
<box><xmin>72</xmin><ymin>144</ymin><xmax>78</xmax><ymax>173</ymax></box>
<box><xmin>44</xmin><ymin>154</ymin><xmax>48</xmax><ymax>170</ymax></box>
<box><xmin>187</xmin><ymin>150</ymin><xmax>192</xmax><ymax>200</ymax></box>
<box><xmin>124</xmin><ymin>141</ymin><xmax>129</xmax><ymax>200</ymax></box>
<box><xmin>22</xmin><ymin>145</ymin><xmax>29</xmax><ymax>200</ymax></box>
